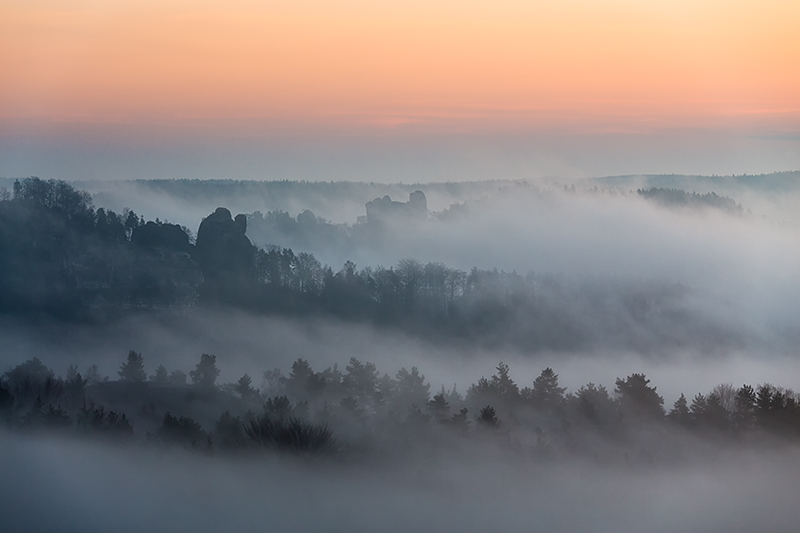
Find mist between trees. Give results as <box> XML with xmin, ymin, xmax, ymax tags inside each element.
<box><xmin>4</xmin><ymin>176</ymin><xmax>800</xmax><ymax>532</ymax></box>
<box><xmin>2</xmin><ymin>351</ymin><xmax>799</xmax><ymax>463</ymax></box>
<box><xmin>0</xmin><ymin>177</ymin><xmax>767</xmax><ymax>354</ymax></box>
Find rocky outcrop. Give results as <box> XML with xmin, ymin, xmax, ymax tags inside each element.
<box><xmin>365</xmin><ymin>191</ymin><xmax>427</xmax><ymax>225</ymax></box>
<box><xmin>194</xmin><ymin>207</ymin><xmax>255</xmax><ymax>286</ymax></box>
<box><xmin>131</xmin><ymin>221</ymin><xmax>193</xmax><ymax>254</ymax></box>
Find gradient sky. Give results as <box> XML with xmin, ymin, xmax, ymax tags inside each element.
<box><xmin>2</xmin><ymin>0</ymin><xmax>799</xmax><ymax>181</ymax></box>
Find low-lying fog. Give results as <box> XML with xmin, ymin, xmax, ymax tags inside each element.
<box><xmin>3</xmin><ymin>429</ymin><xmax>799</xmax><ymax>532</ymax></box>
<box><xmin>239</xmin><ymin>184</ymin><xmax>800</xmax><ymax>343</ymax></box>
<box><xmin>77</xmin><ymin>179</ymin><xmax>505</xmax><ymax>229</ymax></box>
<box><xmin>3</xmin><ymin>175</ymin><xmax>800</xmax><ymax>531</ymax></box>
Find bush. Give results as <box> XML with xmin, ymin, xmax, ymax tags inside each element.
<box><xmin>157</xmin><ymin>412</ymin><xmax>209</xmax><ymax>450</ymax></box>
<box><xmin>245</xmin><ymin>414</ymin><xmax>335</xmax><ymax>455</ymax></box>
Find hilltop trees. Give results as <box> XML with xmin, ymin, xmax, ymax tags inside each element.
<box><xmin>615</xmin><ymin>373</ymin><xmax>664</xmax><ymax>421</ymax></box>
<box><xmin>2</xmin><ymin>180</ymin><xmax>729</xmax><ymax>356</ymax></box>
<box><xmin>668</xmin><ymin>393</ymin><xmax>691</xmax><ymax>426</ymax></box>
<box><xmin>3</xmin><ymin>350</ymin><xmax>800</xmax><ymax>460</ymax></box>
<box><xmin>150</xmin><ymin>365</ymin><xmax>170</xmax><ymax>384</ymax></box>
<box><xmin>190</xmin><ymin>354</ymin><xmax>220</xmax><ymax>387</ymax></box>
<box><xmin>118</xmin><ymin>351</ymin><xmax>146</xmax><ymax>382</ymax></box>
<box><xmin>0</xmin><ymin>177</ymin><xmax>201</xmax><ymax>317</ymax></box>
<box><xmin>525</xmin><ymin>367</ymin><xmax>566</xmax><ymax>410</ymax></box>
<box><xmin>234</xmin><ymin>374</ymin><xmax>259</xmax><ymax>403</ymax></box>
<box><xmin>466</xmin><ymin>362</ymin><xmax>520</xmax><ymax>416</ymax></box>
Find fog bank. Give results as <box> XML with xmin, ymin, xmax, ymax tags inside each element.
<box><xmin>2</xmin><ymin>431</ymin><xmax>799</xmax><ymax>532</ymax></box>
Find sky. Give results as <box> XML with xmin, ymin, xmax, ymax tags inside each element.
<box><xmin>2</xmin><ymin>0</ymin><xmax>799</xmax><ymax>181</ymax></box>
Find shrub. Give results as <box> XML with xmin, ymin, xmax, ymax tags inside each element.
<box><xmin>244</xmin><ymin>414</ymin><xmax>335</xmax><ymax>455</ymax></box>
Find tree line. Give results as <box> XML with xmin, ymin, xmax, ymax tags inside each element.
<box><xmin>2</xmin><ymin>353</ymin><xmax>799</xmax><ymax>461</ymax></box>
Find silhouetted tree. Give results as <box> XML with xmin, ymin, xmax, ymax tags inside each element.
<box><xmin>65</xmin><ymin>369</ymin><xmax>87</xmax><ymax>406</ymax></box>
<box><xmin>65</xmin><ymin>364</ymin><xmax>79</xmax><ymax>382</ymax></box>
<box><xmin>234</xmin><ymin>374</ymin><xmax>259</xmax><ymax>403</ymax></box>
<box><xmin>190</xmin><ymin>354</ymin><xmax>220</xmax><ymax>387</ymax></box>
<box><xmin>733</xmin><ymin>384</ymin><xmax>756</xmax><ymax>433</ymax></box>
<box><xmin>344</xmin><ymin>357</ymin><xmax>380</xmax><ymax>404</ymax></box>
<box><xmin>615</xmin><ymin>373</ymin><xmax>664</xmax><ymax>421</ymax></box>
<box><xmin>262</xmin><ymin>368</ymin><xmax>286</xmax><ymax>398</ymax></box>
<box><xmin>572</xmin><ymin>382</ymin><xmax>615</xmax><ymax>427</ymax></box>
<box><xmin>118</xmin><ymin>351</ymin><xmax>146</xmax><ymax>382</ymax></box>
<box><xmin>150</xmin><ymin>365</ymin><xmax>169</xmax><ymax>384</ymax></box>
<box><xmin>394</xmin><ymin>366</ymin><xmax>430</xmax><ymax>414</ymax></box>
<box><xmin>283</xmin><ymin>358</ymin><xmax>315</xmax><ymax>401</ymax></box>
<box><xmin>85</xmin><ymin>364</ymin><xmax>108</xmax><ymax>384</ymax></box>
<box><xmin>4</xmin><ymin>358</ymin><xmax>53</xmax><ymax>391</ymax></box>
<box><xmin>668</xmin><ymin>393</ymin><xmax>691</xmax><ymax>426</ymax></box>
<box><xmin>427</xmin><ymin>391</ymin><xmax>451</xmax><ymax>423</ymax></box>
<box><xmin>690</xmin><ymin>393</ymin><xmax>708</xmax><ymax>426</ymax></box>
<box><xmin>525</xmin><ymin>367</ymin><xmax>566</xmax><ymax>409</ymax></box>
<box><xmin>168</xmin><ymin>369</ymin><xmax>187</xmax><ymax>385</ymax></box>
<box><xmin>4</xmin><ymin>359</ymin><xmax>66</xmax><ymax>409</ymax></box>
<box><xmin>265</xmin><ymin>395</ymin><xmax>294</xmax><ymax>420</ymax></box>
<box><xmin>445</xmin><ymin>384</ymin><xmax>464</xmax><ymax>408</ymax></box>
<box><xmin>710</xmin><ymin>383</ymin><xmax>736</xmax><ymax>412</ymax></box>
<box><xmin>703</xmin><ymin>393</ymin><xmax>730</xmax><ymax>433</ymax></box>
<box><xmin>755</xmin><ymin>384</ymin><xmax>778</xmax><ymax>429</ymax></box>
<box><xmin>0</xmin><ymin>382</ymin><xmax>12</xmax><ymax>423</ymax></box>
<box><xmin>491</xmin><ymin>362</ymin><xmax>520</xmax><ymax>401</ymax></box>
<box><xmin>477</xmin><ymin>405</ymin><xmax>500</xmax><ymax>429</ymax></box>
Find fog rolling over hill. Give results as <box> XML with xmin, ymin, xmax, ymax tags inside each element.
<box><xmin>18</xmin><ymin>170</ymin><xmax>792</xmax><ymax>228</ymax></box>
<box><xmin>2</xmin><ymin>173</ymin><xmax>800</xmax><ymax>532</ymax></box>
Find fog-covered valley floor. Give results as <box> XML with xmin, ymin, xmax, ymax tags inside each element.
<box><xmin>4</xmin><ymin>430</ymin><xmax>800</xmax><ymax>533</ymax></box>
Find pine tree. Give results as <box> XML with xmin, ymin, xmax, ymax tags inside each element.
<box><xmin>690</xmin><ymin>393</ymin><xmax>707</xmax><ymax>424</ymax></box>
<box><xmin>427</xmin><ymin>391</ymin><xmax>451</xmax><ymax>423</ymax></box>
<box><xmin>668</xmin><ymin>393</ymin><xmax>691</xmax><ymax>426</ymax></box>
<box><xmin>150</xmin><ymin>365</ymin><xmax>169</xmax><ymax>384</ymax></box>
<box><xmin>615</xmin><ymin>373</ymin><xmax>664</xmax><ymax>420</ymax></box>
<box><xmin>118</xmin><ymin>351</ymin><xmax>146</xmax><ymax>382</ymax></box>
<box><xmin>235</xmin><ymin>373</ymin><xmax>258</xmax><ymax>402</ymax></box>
<box><xmin>491</xmin><ymin>362</ymin><xmax>519</xmax><ymax>399</ymax></box>
<box><xmin>168</xmin><ymin>369</ymin><xmax>187</xmax><ymax>385</ymax></box>
<box><xmin>477</xmin><ymin>405</ymin><xmax>500</xmax><ymax>429</ymax></box>
<box><xmin>527</xmin><ymin>367</ymin><xmax>566</xmax><ymax>408</ymax></box>
<box><xmin>733</xmin><ymin>384</ymin><xmax>756</xmax><ymax>432</ymax></box>
<box><xmin>85</xmin><ymin>364</ymin><xmax>108</xmax><ymax>385</ymax></box>
<box><xmin>189</xmin><ymin>354</ymin><xmax>220</xmax><ymax>387</ymax></box>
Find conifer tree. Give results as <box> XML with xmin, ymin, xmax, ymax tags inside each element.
<box><xmin>118</xmin><ymin>351</ymin><xmax>146</xmax><ymax>382</ymax></box>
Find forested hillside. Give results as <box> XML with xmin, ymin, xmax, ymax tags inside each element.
<box><xmin>0</xmin><ymin>177</ymin><xmax>745</xmax><ymax>353</ymax></box>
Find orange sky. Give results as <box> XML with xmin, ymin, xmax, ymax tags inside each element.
<box><xmin>2</xmin><ymin>0</ymin><xmax>799</xmax><ymax>133</ymax></box>
<box><xmin>2</xmin><ymin>0</ymin><xmax>799</xmax><ymax>181</ymax></box>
